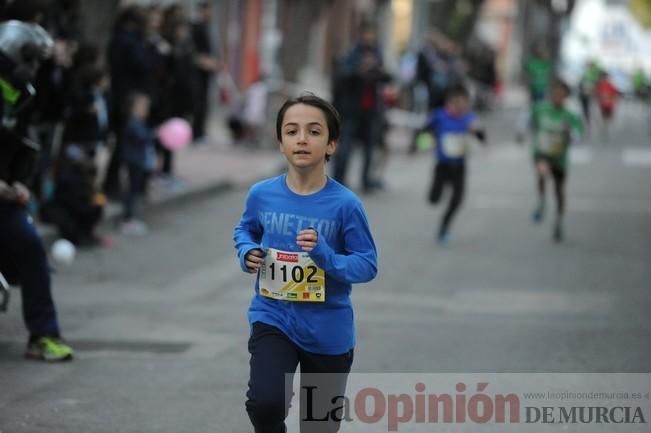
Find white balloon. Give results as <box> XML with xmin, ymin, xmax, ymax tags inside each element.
<box><xmin>51</xmin><ymin>239</ymin><xmax>75</xmax><ymax>265</ymax></box>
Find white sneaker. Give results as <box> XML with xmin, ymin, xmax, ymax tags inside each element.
<box><xmin>121</xmin><ymin>219</ymin><xmax>149</xmax><ymax>236</ymax></box>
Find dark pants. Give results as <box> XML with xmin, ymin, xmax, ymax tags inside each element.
<box><xmin>579</xmin><ymin>94</ymin><xmax>591</xmax><ymax>125</ymax></box>
<box><xmin>333</xmin><ymin>112</ymin><xmax>381</xmax><ymax>191</ymax></box>
<box><xmin>534</xmin><ymin>155</ymin><xmax>567</xmax><ymax>218</ymax></box>
<box><xmin>123</xmin><ymin>164</ymin><xmax>146</xmax><ymax>220</ymax></box>
<box><xmin>104</xmin><ymin>140</ymin><xmax>124</xmax><ymax>198</ymax></box>
<box><xmin>246</xmin><ymin>322</ymin><xmax>354</xmax><ymax>433</ymax></box>
<box><xmin>0</xmin><ymin>203</ymin><xmax>60</xmax><ymax>339</ymax></box>
<box><xmin>104</xmin><ymin>111</ymin><xmax>126</xmax><ymax>198</ymax></box>
<box><xmin>192</xmin><ymin>78</ymin><xmax>209</xmax><ymax>140</ymax></box>
<box><xmin>428</xmin><ymin>162</ymin><xmax>465</xmax><ymax>235</ymax></box>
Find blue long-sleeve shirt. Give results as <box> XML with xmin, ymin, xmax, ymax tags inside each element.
<box><xmin>233</xmin><ymin>174</ymin><xmax>378</xmax><ymax>355</ymax></box>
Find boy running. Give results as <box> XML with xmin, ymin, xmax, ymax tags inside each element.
<box><xmin>594</xmin><ymin>71</ymin><xmax>619</xmax><ymax>141</ymax></box>
<box><xmin>426</xmin><ymin>84</ymin><xmax>485</xmax><ymax>243</ymax></box>
<box><xmin>530</xmin><ymin>79</ymin><xmax>583</xmax><ymax>241</ymax></box>
<box><xmin>233</xmin><ymin>93</ymin><xmax>378</xmax><ymax>433</ymax></box>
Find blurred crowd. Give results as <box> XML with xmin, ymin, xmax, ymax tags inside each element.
<box><xmin>329</xmin><ymin>24</ymin><xmax>497</xmax><ymax>192</ymax></box>
<box><xmin>0</xmin><ymin>0</ymin><xmax>220</xmax><ymax>245</ymax></box>
<box><xmin>0</xmin><ymin>0</ymin><xmax>506</xmax><ymax>246</ymax></box>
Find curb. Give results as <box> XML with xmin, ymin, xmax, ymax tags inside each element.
<box><xmin>38</xmin><ymin>161</ymin><xmax>287</xmax><ymax>248</ymax></box>
<box><xmin>37</xmin><ymin>179</ymin><xmax>232</xmax><ymax>247</ymax></box>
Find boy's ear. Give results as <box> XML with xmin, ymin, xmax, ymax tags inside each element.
<box><xmin>326</xmin><ymin>140</ymin><xmax>337</xmax><ymax>157</ymax></box>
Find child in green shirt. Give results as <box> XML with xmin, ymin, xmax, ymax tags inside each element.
<box><xmin>530</xmin><ymin>78</ymin><xmax>583</xmax><ymax>242</ymax></box>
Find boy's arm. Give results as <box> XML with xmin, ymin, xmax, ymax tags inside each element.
<box><xmin>567</xmin><ymin>112</ymin><xmax>584</xmax><ymax>143</ymax></box>
<box><xmin>468</xmin><ymin>118</ymin><xmax>486</xmax><ymax>143</ymax></box>
<box><xmin>423</xmin><ymin>110</ymin><xmax>438</xmax><ymax>134</ymax></box>
<box><xmin>233</xmin><ymin>190</ymin><xmax>264</xmax><ymax>273</ymax></box>
<box><xmin>307</xmin><ymin>203</ymin><xmax>378</xmax><ymax>284</ymax></box>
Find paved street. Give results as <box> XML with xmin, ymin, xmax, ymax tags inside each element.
<box><xmin>1</xmin><ymin>101</ymin><xmax>650</xmax><ymax>433</ymax></box>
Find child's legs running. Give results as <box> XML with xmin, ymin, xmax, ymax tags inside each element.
<box><xmin>246</xmin><ymin>322</ymin><xmax>300</xmax><ymax>433</ymax></box>
<box><xmin>535</xmin><ymin>158</ymin><xmax>549</xmax><ymax>195</ymax></box>
<box><xmin>428</xmin><ymin>163</ymin><xmax>448</xmax><ymax>204</ymax></box>
<box><xmin>535</xmin><ymin>157</ymin><xmax>550</xmax><ymax>204</ymax></box>
<box><xmin>550</xmin><ymin>165</ymin><xmax>567</xmax><ymax>240</ymax></box>
<box><xmin>600</xmin><ymin>106</ymin><xmax>613</xmax><ymax>141</ymax></box>
<box><xmin>551</xmin><ymin>166</ymin><xmax>567</xmax><ymax>221</ymax></box>
<box><xmin>600</xmin><ymin>106</ymin><xmax>613</xmax><ymax>123</ymax></box>
<box><xmin>531</xmin><ymin>157</ymin><xmax>550</xmax><ymax>222</ymax></box>
<box><xmin>299</xmin><ymin>349</ymin><xmax>354</xmax><ymax>433</ymax></box>
<box><xmin>440</xmin><ymin>164</ymin><xmax>465</xmax><ymax>235</ymax></box>
<box><xmin>580</xmin><ymin>95</ymin><xmax>591</xmax><ymax>125</ymax></box>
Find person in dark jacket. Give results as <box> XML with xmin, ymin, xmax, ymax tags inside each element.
<box><xmin>332</xmin><ymin>23</ymin><xmax>390</xmax><ymax>193</ymax></box>
<box><xmin>152</xmin><ymin>8</ymin><xmax>195</xmax><ymax>184</ymax></box>
<box><xmin>0</xmin><ymin>20</ymin><xmax>74</xmax><ymax>361</ymax></box>
<box><xmin>103</xmin><ymin>6</ymin><xmax>158</xmax><ymax>199</ymax></box>
<box><xmin>40</xmin><ymin>58</ymin><xmax>110</xmax><ymax>247</ymax></box>
<box><xmin>191</xmin><ymin>1</ymin><xmax>220</xmax><ymax>142</ymax></box>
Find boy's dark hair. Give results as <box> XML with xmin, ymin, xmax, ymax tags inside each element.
<box><xmin>445</xmin><ymin>84</ymin><xmax>470</xmax><ymax>101</ymax></box>
<box><xmin>276</xmin><ymin>93</ymin><xmax>341</xmax><ymax>162</ymax></box>
<box><xmin>552</xmin><ymin>77</ymin><xmax>571</xmax><ymax>95</ymax></box>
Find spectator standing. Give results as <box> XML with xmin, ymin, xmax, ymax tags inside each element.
<box><xmin>191</xmin><ymin>1</ymin><xmax>221</xmax><ymax>143</ymax></box>
<box><xmin>154</xmin><ymin>6</ymin><xmax>196</xmax><ymax>186</ymax></box>
<box><xmin>103</xmin><ymin>6</ymin><xmax>157</xmax><ymax>199</ymax></box>
<box><xmin>40</xmin><ymin>59</ymin><xmax>110</xmax><ymax>247</ymax></box>
<box><xmin>120</xmin><ymin>93</ymin><xmax>156</xmax><ymax>236</ymax></box>
<box><xmin>0</xmin><ymin>20</ymin><xmax>74</xmax><ymax>361</ymax></box>
<box><xmin>332</xmin><ymin>23</ymin><xmax>390</xmax><ymax>193</ymax></box>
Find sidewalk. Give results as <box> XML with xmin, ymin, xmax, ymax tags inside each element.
<box><xmin>37</xmin><ymin>115</ymin><xmax>287</xmax><ymax>245</ymax></box>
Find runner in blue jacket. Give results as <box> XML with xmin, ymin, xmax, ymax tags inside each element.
<box><xmin>234</xmin><ymin>93</ymin><xmax>378</xmax><ymax>433</ymax></box>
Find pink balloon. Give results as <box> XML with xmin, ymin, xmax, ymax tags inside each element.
<box><xmin>158</xmin><ymin>118</ymin><xmax>193</xmax><ymax>151</ymax></box>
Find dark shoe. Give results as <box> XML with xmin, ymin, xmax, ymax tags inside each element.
<box><xmin>532</xmin><ymin>206</ymin><xmax>544</xmax><ymax>224</ymax></box>
<box><xmin>553</xmin><ymin>223</ymin><xmax>563</xmax><ymax>242</ymax></box>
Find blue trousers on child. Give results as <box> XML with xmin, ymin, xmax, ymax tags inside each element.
<box><xmin>0</xmin><ymin>203</ymin><xmax>60</xmax><ymax>339</ymax></box>
<box><xmin>246</xmin><ymin>322</ymin><xmax>354</xmax><ymax>433</ymax></box>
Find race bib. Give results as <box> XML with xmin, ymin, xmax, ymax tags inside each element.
<box><xmin>441</xmin><ymin>133</ymin><xmax>472</xmax><ymax>158</ymax></box>
<box><xmin>258</xmin><ymin>248</ymin><xmax>325</xmax><ymax>302</ymax></box>
<box><xmin>538</xmin><ymin>131</ymin><xmax>565</xmax><ymax>156</ymax></box>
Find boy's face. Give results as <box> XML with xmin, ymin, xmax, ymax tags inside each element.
<box><xmin>279</xmin><ymin>104</ymin><xmax>336</xmax><ymax>170</ymax></box>
<box><xmin>133</xmin><ymin>95</ymin><xmax>150</xmax><ymax>119</ymax></box>
<box><xmin>551</xmin><ymin>85</ymin><xmax>568</xmax><ymax>106</ymax></box>
<box><xmin>446</xmin><ymin>95</ymin><xmax>470</xmax><ymax>117</ymax></box>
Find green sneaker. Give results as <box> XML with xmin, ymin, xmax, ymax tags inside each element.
<box><xmin>25</xmin><ymin>336</ymin><xmax>74</xmax><ymax>361</ymax></box>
